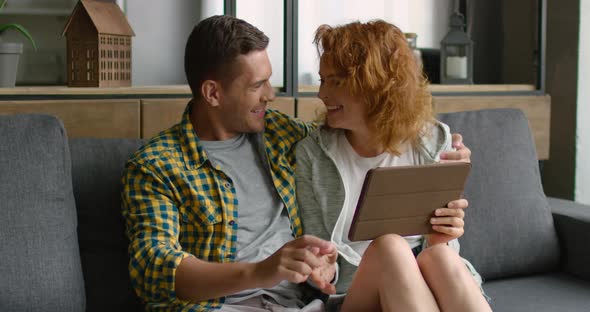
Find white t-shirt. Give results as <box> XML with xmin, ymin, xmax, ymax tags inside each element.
<box><xmin>329</xmin><ymin>132</ymin><xmax>423</xmax><ymax>266</ymax></box>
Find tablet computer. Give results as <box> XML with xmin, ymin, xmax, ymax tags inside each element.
<box><xmin>348</xmin><ymin>162</ymin><xmax>471</xmax><ymax>241</ymax></box>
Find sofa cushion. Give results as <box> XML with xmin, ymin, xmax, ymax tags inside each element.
<box><xmin>0</xmin><ymin>114</ymin><xmax>85</xmax><ymax>311</ymax></box>
<box><xmin>438</xmin><ymin>109</ymin><xmax>560</xmax><ymax>280</ymax></box>
<box><xmin>484</xmin><ymin>273</ymin><xmax>590</xmax><ymax>312</ymax></box>
<box><xmin>69</xmin><ymin>138</ymin><xmax>144</xmax><ymax>312</ymax></box>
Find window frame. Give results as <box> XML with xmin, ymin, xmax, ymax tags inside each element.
<box><xmin>225</xmin><ymin>0</ymin><xmax>546</xmax><ymax>97</ymax></box>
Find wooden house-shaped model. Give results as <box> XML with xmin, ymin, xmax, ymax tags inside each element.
<box><xmin>63</xmin><ymin>0</ymin><xmax>135</xmax><ymax>87</ymax></box>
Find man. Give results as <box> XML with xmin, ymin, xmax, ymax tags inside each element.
<box><xmin>122</xmin><ymin>15</ymin><xmax>471</xmax><ymax>311</ymax></box>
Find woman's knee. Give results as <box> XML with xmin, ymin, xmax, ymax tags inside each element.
<box><xmin>416</xmin><ymin>244</ymin><xmax>486</xmax><ymax>306</ymax></box>
<box><xmin>365</xmin><ymin>234</ymin><xmax>412</xmax><ymax>260</ymax></box>
<box><xmin>372</xmin><ymin>233</ymin><xmax>410</xmax><ymax>249</ymax></box>
<box><xmin>416</xmin><ymin>243</ymin><xmax>463</xmax><ymax>273</ymax></box>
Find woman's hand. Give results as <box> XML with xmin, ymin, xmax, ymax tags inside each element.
<box><xmin>430</xmin><ymin>133</ymin><xmax>470</xmax><ymax>245</ymax></box>
<box><xmin>427</xmin><ymin>198</ymin><xmax>468</xmax><ymax>246</ymax></box>
<box><xmin>308</xmin><ymin>246</ymin><xmax>338</xmax><ymax>295</ymax></box>
<box><xmin>440</xmin><ymin>133</ymin><xmax>471</xmax><ymax>163</ymax></box>
<box><xmin>252</xmin><ymin>235</ymin><xmax>335</xmax><ymax>289</ymax></box>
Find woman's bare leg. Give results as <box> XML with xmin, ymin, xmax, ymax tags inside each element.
<box><xmin>417</xmin><ymin>244</ymin><xmax>492</xmax><ymax>312</ymax></box>
<box><xmin>341</xmin><ymin>234</ymin><xmax>439</xmax><ymax>312</ymax></box>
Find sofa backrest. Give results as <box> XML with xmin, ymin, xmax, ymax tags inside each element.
<box><xmin>438</xmin><ymin>108</ymin><xmax>560</xmax><ymax>280</ymax></box>
<box><xmin>0</xmin><ymin>115</ymin><xmax>85</xmax><ymax>312</ymax></box>
<box><xmin>69</xmin><ymin>138</ymin><xmax>144</xmax><ymax>312</ymax></box>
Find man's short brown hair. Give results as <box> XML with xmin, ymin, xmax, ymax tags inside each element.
<box><xmin>184</xmin><ymin>15</ymin><xmax>269</xmax><ymax>99</ymax></box>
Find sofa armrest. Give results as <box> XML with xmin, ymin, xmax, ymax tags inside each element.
<box><xmin>548</xmin><ymin>197</ymin><xmax>590</xmax><ymax>280</ymax></box>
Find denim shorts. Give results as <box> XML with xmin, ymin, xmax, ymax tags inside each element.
<box><xmin>412</xmin><ymin>245</ymin><xmax>423</xmax><ymax>257</ymax></box>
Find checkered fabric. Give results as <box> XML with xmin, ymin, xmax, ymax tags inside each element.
<box><xmin>122</xmin><ymin>102</ymin><xmax>315</xmax><ymax>311</ymax></box>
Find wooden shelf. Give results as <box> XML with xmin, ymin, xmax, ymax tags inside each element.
<box><xmin>0</xmin><ymin>8</ymin><xmax>72</xmax><ymax>16</ymax></box>
<box><xmin>429</xmin><ymin>84</ymin><xmax>536</xmax><ymax>93</ymax></box>
<box><xmin>0</xmin><ymin>85</ymin><xmax>192</xmax><ymax>96</ymax></box>
<box><xmin>298</xmin><ymin>84</ymin><xmax>537</xmax><ymax>94</ymax></box>
<box><xmin>0</xmin><ymin>84</ymin><xmax>537</xmax><ymax>97</ymax></box>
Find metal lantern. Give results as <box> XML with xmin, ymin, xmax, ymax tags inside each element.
<box><xmin>440</xmin><ymin>12</ymin><xmax>473</xmax><ymax>84</ymax></box>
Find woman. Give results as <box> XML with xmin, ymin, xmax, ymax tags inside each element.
<box><xmin>296</xmin><ymin>20</ymin><xmax>491</xmax><ymax>311</ymax></box>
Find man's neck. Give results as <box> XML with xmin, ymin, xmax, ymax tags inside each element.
<box><xmin>190</xmin><ymin>100</ymin><xmax>240</xmax><ymax>141</ymax></box>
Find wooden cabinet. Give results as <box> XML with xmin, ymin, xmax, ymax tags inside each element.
<box><xmin>0</xmin><ymin>86</ymin><xmax>550</xmax><ymax>159</ymax></box>
<box><xmin>140</xmin><ymin>97</ymin><xmax>296</xmax><ymax>139</ymax></box>
<box><xmin>0</xmin><ymin>99</ymin><xmax>140</xmax><ymax>138</ymax></box>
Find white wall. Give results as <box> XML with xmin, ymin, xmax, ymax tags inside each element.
<box><xmin>126</xmin><ymin>0</ymin><xmax>222</xmax><ymax>85</ymax></box>
<box><xmin>386</xmin><ymin>0</ymin><xmax>453</xmax><ymax>49</ymax></box>
<box><xmin>576</xmin><ymin>0</ymin><xmax>590</xmax><ymax>204</ymax></box>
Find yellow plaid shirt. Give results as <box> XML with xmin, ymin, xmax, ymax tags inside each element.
<box><xmin>122</xmin><ymin>103</ymin><xmax>315</xmax><ymax>311</ymax></box>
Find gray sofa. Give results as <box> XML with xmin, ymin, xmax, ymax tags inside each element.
<box><xmin>0</xmin><ymin>108</ymin><xmax>589</xmax><ymax>311</ymax></box>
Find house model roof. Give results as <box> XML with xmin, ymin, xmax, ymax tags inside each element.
<box><xmin>63</xmin><ymin>0</ymin><xmax>135</xmax><ymax>37</ymax></box>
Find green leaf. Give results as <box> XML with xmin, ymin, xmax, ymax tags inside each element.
<box><xmin>0</xmin><ymin>23</ymin><xmax>37</xmax><ymax>50</ymax></box>
<box><xmin>0</xmin><ymin>0</ymin><xmax>6</xmax><ymax>10</ymax></box>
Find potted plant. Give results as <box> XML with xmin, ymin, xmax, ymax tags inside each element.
<box><xmin>0</xmin><ymin>0</ymin><xmax>37</xmax><ymax>87</ymax></box>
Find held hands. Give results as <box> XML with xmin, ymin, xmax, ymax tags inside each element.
<box><xmin>308</xmin><ymin>246</ymin><xmax>338</xmax><ymax>295</ymax></box>
<box><xmin>440</xmin><ymin>133</ymin><xmax>471</xmax><ymax>163</ymax></box>
<box><xmin>253</xmin><ymin>235</ymin><xmax>337</xmax><ymax>293</ymax></box>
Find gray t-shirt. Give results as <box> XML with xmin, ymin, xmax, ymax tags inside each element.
<box><xmin>200</xmin><ymin>134</ymin><xmax>305</xmax><ymax>307</ymax></box>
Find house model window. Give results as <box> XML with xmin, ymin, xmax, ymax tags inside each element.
<box><xmin>62</xmin><ymin>0</ymin><xmax>135</xmax><ymax>88</ymax></box>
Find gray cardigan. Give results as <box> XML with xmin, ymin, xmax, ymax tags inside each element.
<box><xmin>295</xmin><ymin>121</ymin><xmax>482</xmax><ymax>294</ymax></box>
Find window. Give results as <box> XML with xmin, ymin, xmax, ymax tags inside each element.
<box><xmin>229</xmin><ymin>0</ymin><xmax>544</xmax><ymax>96</ymax></box>
<box><xmin>297</xmin><ymin>0</ymin><xmax>454</xmax><ymax>92</ymax></box>
<box><xmin>237</xmin><ymin>0</ymin><xmax>285</xmax><ymax>89</ymax></box>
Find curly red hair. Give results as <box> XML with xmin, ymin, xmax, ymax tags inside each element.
<box><xmin>314</xmin><ymin>20</ymin><xmax>434</xmax><ymax>155</ymax></box>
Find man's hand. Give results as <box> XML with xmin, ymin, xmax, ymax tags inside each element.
<box><xmin>440</xmin><ymin>133</ymin><xmax>471</xmax><ymax>163</ymax></box>
<box><xmin>309</xmin><ymin>246</ymin><xmax>338</xmax><ymax>295</ymax></box>
<box><xmin>252</xmin><ymin>235</ymin><xmax>335</xmax><ymax>289</ymax></box>
<box><xmin>427</xmin><ymin>198</ymin><xmax>468</xmax><ymax>246</ymax></box>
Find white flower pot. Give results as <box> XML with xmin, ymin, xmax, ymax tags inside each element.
<box><xmin>0</xmin><ymin>42</ymin><xmax>23</xmax><ymax>88</ymax></box>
